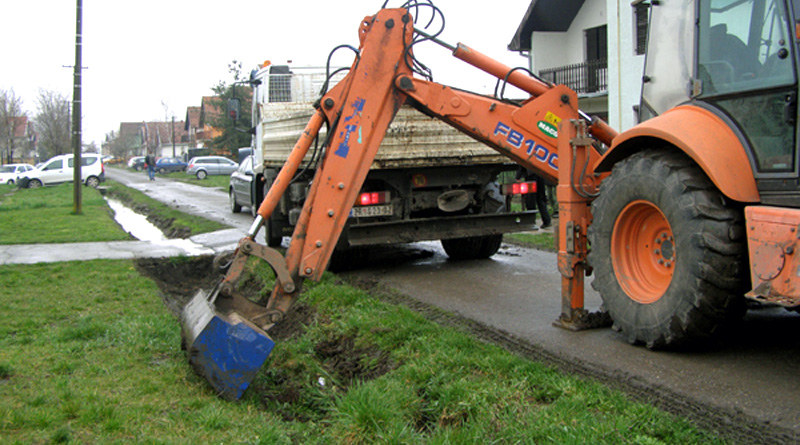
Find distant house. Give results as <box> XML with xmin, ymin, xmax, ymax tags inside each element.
<box><xmin>115</xmin><ymin>121</ymin><xmax>189</xmax><ymax>159</ymax></box>
<box><xmin>197</xmin><ymin>96</ymin><xmax>224</xmax><ymax>145</ymax></box>
<box><xmin>3</xmin><ymin>116</ymin><xmax>35</xmax><ymax>164</ymax></box>
<box><xmin>184</xmin><ymin>106</ymin><xmax>202</xmax><ymax>145</ymax></box>
<box><xmin>117</xmin><ymin>122</ymin><xmax>146</xmax><ymax>158</ymax></box>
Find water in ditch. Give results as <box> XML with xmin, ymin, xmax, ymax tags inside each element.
<box><xmin>106</xmin><ymin>198</ymin><xmax>213</xmax><ymax>256</ymax></box>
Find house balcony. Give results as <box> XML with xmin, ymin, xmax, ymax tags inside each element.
<box><xmin>538</xmin><ymin>59</ymin><xmax>608</xmax><ymax>95</ymax></box>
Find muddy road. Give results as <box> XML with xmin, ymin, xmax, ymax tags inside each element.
<box><xmin>108</xmin><ymin>167</ymin><xmax>800</xmax><ymax>442</ymax></box>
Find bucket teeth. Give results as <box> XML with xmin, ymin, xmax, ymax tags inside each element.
<box><xmin>181</xmin><ymin>286</ymin><xmax>275</xmax><ymax>400</ymax></box>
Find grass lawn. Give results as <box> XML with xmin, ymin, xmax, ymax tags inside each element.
<box><xmin>507</xmin><ymin>231</ymin><xmax>557</xmax><ymax>252</ymax></box>
<box><xmin>166</xmin><ymin>172</ymin><xmax>230</xmax><ymax>189</ymax></box>
<box><xmin>0</xmin><ymin>256</ymin><xmax>723</xmax><ymax>443</ymax></box>
<box><xmin>0</xmin><ymin>183</ymin><xmax>132</xmax><ymax>244</ymax></box>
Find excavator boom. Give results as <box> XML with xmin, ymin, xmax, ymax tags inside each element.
<box><xmin>181</xmin><ymin>6</ymin><xmax>611</xmax><ymax>398</ymax></box>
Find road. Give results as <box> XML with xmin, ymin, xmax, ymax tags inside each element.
<box><xmin>108</xmin><ymin>167</ymin><xmax>800</xmax><ymax>441</ymax></box>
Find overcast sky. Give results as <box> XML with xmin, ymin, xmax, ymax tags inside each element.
<box><xmin>1</xmin><ymin>0</ymin><xmax>531</xmax><ymax>147</ymax></box>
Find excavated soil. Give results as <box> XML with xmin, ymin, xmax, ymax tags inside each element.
<box><xmin>136</xmin><ymin>256</ymin><xmax>795</xmax><ymax>442</ymax></box>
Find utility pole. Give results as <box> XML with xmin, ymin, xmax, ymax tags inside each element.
<box><xmin>72</xmin><ymin>0</ymin><xmax>83</xmax><ymax>214</ymax></box>
<box><xmin>172</xmin><ymin>116</ymin><xmax>176</xmax><ymax>158</ymax></box>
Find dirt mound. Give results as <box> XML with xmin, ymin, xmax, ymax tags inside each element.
<box><xmin>315</xmin><ymin>334</ymin><xmax>396</xmax><ymax>382</ymax></box>
<box><xmin>136</xmin><ymin>256</ymin><xmax>219</xmax><ymax>316</ymax></box>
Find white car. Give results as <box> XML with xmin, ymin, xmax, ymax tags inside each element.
<box><xmin>0</xmin><ymin>163</ymin><xmax>35</xmax><ymax>185</ymax></box>
<box><xmin>21</xmin><ymin>154</ymin><xmax>105</xmax><ymax>188</ymax></box>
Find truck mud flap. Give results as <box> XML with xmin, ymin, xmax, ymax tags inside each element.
<box><xmin>346</xmin><ymin>211</ymin><xmax>537</xmax><ymax>246</ymax></box>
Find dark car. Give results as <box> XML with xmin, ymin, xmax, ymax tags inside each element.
<box><xmin>155</xmin><ymin>157</ymin><xmax>188</xmax><ymax>174</ymax></box>
<box><xmin>229</xmin><ymin>155</ymin><xmax>258</xmax><ymax>216</ymax></box>
<box><xmin>128</xmin><ymin>156</ymin><xmax>146</xmax><ymax>171</ymax></box>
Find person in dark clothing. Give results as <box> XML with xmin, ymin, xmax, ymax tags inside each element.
<box><xmin>516</xmin><ymin>168</ymin><xmax>552</xmax><ymax>228</ymax></box>
<box><xmin>145</xmin><ymin>154</ymin><xmax>155</xmax><ymax>181</ymax></box>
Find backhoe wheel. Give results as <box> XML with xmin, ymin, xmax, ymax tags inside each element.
<box><xmin>441</xmin><ymin>234</ymin><xmax>503</xmax><ymax>260</ymax></box>
<box><xmin>588</xmin><ymin>149</ymin><xmax>747</xmax><ymax>349</ymax></box>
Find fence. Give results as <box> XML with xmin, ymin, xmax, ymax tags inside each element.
<box><xmin>538</xmin><ymin>59</ymin><xmax>608</xmax><ymax>94</ymax></box>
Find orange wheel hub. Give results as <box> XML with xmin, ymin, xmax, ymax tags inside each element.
<box><xmin>611</xmin><ymin>200</ymin><xmax>675</xmax><ymax>304</ymax></box>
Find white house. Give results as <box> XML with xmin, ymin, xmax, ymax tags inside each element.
<box><xmin>509</xmin><ymin>0</ymin><xmax>648</xmax><ymax>132</ymax></box>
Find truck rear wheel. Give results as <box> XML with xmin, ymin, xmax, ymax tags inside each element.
<box><xmin>262</xmin><ymin>179</ymin><xmax>283</xmax><ymax>247</ymax></box>
<box><xmin>588</xmin><ymin>149</ymin><xmax>747</xmax><ymax>349</ymax></box>
<box><xmin>441</xmin><ymin>234</ymin><xmax>503</xmax><ymax>260</ymax></box>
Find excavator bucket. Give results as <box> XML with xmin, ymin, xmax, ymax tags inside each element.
<box><xmin>180</xmin><ymin>282</ymin><xmax>275</xmax><ymax>400</ymax></box>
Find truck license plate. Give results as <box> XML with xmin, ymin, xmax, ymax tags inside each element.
<box><xmin>350</xmin><ymin>204</ymin><xmax>393</xmax><ymax>218</ymax></box>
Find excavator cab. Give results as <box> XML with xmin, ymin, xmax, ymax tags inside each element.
<box><xmin>640</xmin><ymin>0</ymin><xmax>797</xmax><ymax>188</ymax></box>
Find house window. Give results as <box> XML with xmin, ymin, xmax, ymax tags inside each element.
<box><xmin>585</xmin><ymin>25</ymin><xmax>607</xmax><ymax>63</ymax></box>
<box><xmin>585</xmin><ymin>25</ymin><xmax>608</xmax><ymax>93</ymax></box>
<box><xmin>635</xmin><ymin>3</ymin><xmax>649</xmax><ymax>56</ymax></box>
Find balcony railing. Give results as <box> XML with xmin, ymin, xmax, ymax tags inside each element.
<box><xmin>538</xmin><ymin>59</ymin><xmax>608</xmax><ymax>94</ymax></box>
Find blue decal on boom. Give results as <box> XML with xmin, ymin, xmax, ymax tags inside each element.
<box><xmin>335</xmin><ymin>98</ymin><xmax>366</xmax><ymax>159</ymax></box>
<box><xmin>493</xmin><ymin>120</ymin><xmax>558</xmax><ymax>171</ymax></box>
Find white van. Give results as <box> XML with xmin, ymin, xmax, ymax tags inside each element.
<box><xmin>21</xmin><ymin>153</ymin><xmax>105</xmax><ymax>188</ymax></box>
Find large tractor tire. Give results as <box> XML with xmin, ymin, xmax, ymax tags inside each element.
<box><xmin>588</xmin><ymin>149</ymin><xmax>747</xmax><ymax>349</ymax></box>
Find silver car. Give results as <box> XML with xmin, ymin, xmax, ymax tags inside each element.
<box><xmin>186</xmin><ymin>156</ymin><xmax>239</xmax><ymax>179</ymax></box>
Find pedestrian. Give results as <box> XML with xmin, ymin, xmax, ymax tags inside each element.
<box><xmin>516</xmin><ymin>167</ymin><xmax>552</xmax><ymax>229</ymax></box>
<box><xmin>145</xmin><ymin>154</ymin><xmax>155</xmax><ymax>181</ymax></box>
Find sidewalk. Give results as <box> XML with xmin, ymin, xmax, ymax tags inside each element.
<box><xmin>0</xmin><ymin>228</ymin><xmax>246</xmax><ymax>266</ymax></box>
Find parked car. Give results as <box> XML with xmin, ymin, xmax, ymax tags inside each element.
<box><xmin>0</xmin><ymin>163</ymin><xmax>36</xmax><ymax>185</ymax></box>
<box><xmin>128</xmin><ymin>156</ymin><xmax>146</xmax><ymax>171</ymax></box>
<box><xmin>102</xmin><ymin>155</ymin><xmax>123</xmax><ymax>165</ymax></box>
<box><xmin>229</xmin><ymin>155</ymin><xmax>257</xmax><ymax>215</ymax></box>
<box><xmin>186</xmin><ymin>156</ymin><xmax>238</xmax><ymax>179</ymax></box>
<box><xmin>19</xmin><ymin>154</ymin><xmax>105</xmax><ymax>188</ymax></box>
<box><xmin>155</xmin><ymin>157</ymin><xmax>188</xmax><ymax>174</ymax></box>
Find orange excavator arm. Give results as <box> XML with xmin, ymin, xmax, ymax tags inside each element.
<box><xmin>181</xmin><ymin>7</ymin><xmax>614</xmax><ymax>399</ymax></box>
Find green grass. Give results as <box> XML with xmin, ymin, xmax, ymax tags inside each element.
<box><xmin>169</xmin><ymin>173</ymin><xmax>231</xmax><ymax>189</ymax></box>
<box><xmin>0</xmin><ymin>183</ymin><xmax>132</xmax><ymax>244</ymax></box>
<box><xmin>0</xmin><ymin>255</ymin><xmax>720</xmax><ymax>443</ymax></box>
<box><xmin>507</xmin><ymin>231</ymin><xmax>557</xmax><ymax>252</ymax></box>
<box><xmin>104</xmin><ymin>180</ymin><xmax>228</xmax><ymax>236</ymax></box>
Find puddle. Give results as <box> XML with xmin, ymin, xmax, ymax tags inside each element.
<box><xmin>106</xmin><ymin>198</ymin><xmax>213</xmax><ymax>256</ymax></box>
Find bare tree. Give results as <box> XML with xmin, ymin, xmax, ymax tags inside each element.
<box><xmin>34</xmin><ymin>89</ymin><xmax>71</xmax><ymax>160</ymax></box>
<box><xmin>0</xmin><ymin>88</ymin><xmax>26</xmax><ymax>164</ymax></box>
<box><xmin>83</xmin><ymin>141</ymin><xmax>99</xmax><ymax>153</ymax></box>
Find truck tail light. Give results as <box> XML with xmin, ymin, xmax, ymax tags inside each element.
<box><xmin>356</xmin><ymin>191</ymin><xmax>390</xmax><ymax>206</ymax></box>
<box><xmin>501</xmin><ymin>182</ymin><xmax>537</xmax><ymax>195</ymax></box>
